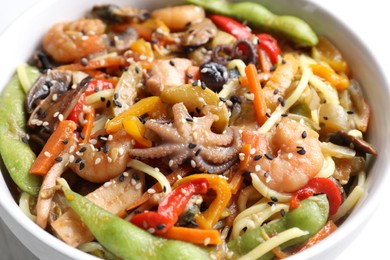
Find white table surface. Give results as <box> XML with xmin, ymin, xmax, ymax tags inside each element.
<box><xmin>0</xmin><ymin>1</ymin><xmax>389</xmax><ymax>259</ymax></box>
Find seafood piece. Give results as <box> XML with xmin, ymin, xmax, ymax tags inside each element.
<box><xmin>43</xmin><ymin>18</ymin><xmax>107</xmax><ymax>63</ymax></box>
<box><xmin>129</xmin><ymin>103</ymin><xmax>242</xmax><ymax>174</ymax></box>
<box><xmin>181</xmin><ymin>18</ymin><xmax>217</xmax><ymax>47</ymax></box>
<box><xmin>145</xmin><ymin>58</ymin><xmax>192</xmax><ymax>95</ymax></box>
<box><xmin>151</xmin><ymin>5</ymin><xmax>205</xmax><ymax>31</ymax></box>
<box><xmin>68</xmin><ymin>130</ymin><xmax>133</xmax><ymax>183</ymax></box>
<box><xmin>91</xmin><ymin>4</ymin><xmax>150</xmax><ymax>23</ymax></box>
<box><xmin>245</xmin><ymin>118</ymin><xmax>324</xmax><ymax>193</ymax></box>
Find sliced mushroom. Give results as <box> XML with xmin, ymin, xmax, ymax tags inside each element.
<box><xmin>181</xmin><ymin>18</ymin><xmax>217</xmax><ymax>47</ymax></box>
<box><xmin>27</xmin><ymin>70</ymin><xmax>90</xmax><ymax>140</ymax></box>
<box><xmin>112</xmin><ymin>27</ymin><xmax>138</xmax><ymax>51</ymax></box>
<box><xmin>327</xmin><ymin>131</ymin><xmax>377</xmax><ymax>155</ymax></box>
<box><xmin>91</xmin><ymin>4</ymin><xmax>150</xmax><ymax>23</ymax></box>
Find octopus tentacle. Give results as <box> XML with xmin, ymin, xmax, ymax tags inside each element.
<box><xmin>129</xmin><ymin>144</ymin><xmax>184</xmax><ymax>158</ymax></box>
<box><xmin>145</xmin><ymin>120</ymin><xmax>183</xmax><ymax>143</ymax></box>
<box><xmin>193</xmin><ymin>155</ymin><xmax>238</xmax><ymax>174</ymax></box>
<box><xmin>173</xmin><ymin>103</ymin><xmax>192</xmax><ymax>141</ymax></box>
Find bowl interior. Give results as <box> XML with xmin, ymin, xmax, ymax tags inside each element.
<box><xmin>0</xmin><ymin>0</ymin><xmax>389</xmax><ymax>259</ymax></box>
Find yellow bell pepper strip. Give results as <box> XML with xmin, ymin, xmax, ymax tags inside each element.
<box><xmin>245</xmin><ymin>64</ymin><xmax>268</xmax><ymax>126</ymax></box>
<box><xmin>175</xmin><ymin>174</ymin><xmax>232</xmax><ymax>229</ymax></box>
<box><xmin>310</xmin><ymin>63</ymin><xmax>349</xmax><ymax>90</ymax></box>
<box><xmin>312</xmin><ymin>37</ymin><xmax>349</xmax><ymax>74</ymax></box>
<box><xmin>161</xmin><ymin>226</ymin><xmax>222</xmax><ymax>245</ymax></box>
<box><xmin>106</xmin><ymin>96</ymin><xmax>167</xmax><ymax>134</ymax></box>
<box><xmin>30</xmin><ymin>120</ymin><xmax>77</xmax><ymax>175</ymax></box>
<box><xmin>130</xmin><ymin>38</ymin><xmax>154</xmax><ymax>58</ymax></box>
<box><xmin>131</xmin><ymin>19</ymin><xmax>170</xmax><ymax>41</ymax></box>
<box><xmin>122</xmin><ymin>116</ymin><xmax>152</xmax><ymax>148</ymax></box>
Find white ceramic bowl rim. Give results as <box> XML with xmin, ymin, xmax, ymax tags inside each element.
<box><xmin>0</xmin><ymin>0</ymin><xmax>389</xmax><ymax>259</ymax></box>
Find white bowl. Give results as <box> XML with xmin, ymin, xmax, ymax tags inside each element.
<box><xmin>0</xmin><ymin>0</ymin><xmax>389</xmax><ymax>259</ymax></box>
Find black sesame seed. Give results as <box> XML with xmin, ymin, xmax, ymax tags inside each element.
<box><xmin>192</xmin><ymin>80</ymin><xmax>199</xmax><ymax>86</ymax></box>
<box><xmin>79</xmin><ymin>147</ymin><xmax>87</xmax><ymax>153</ymax></box>
<box><xmin>169</xmin><ymin>60</ymin><xmax>175</xmax><ymax>66</ymax></box>
<box><xmin>132</xmin><ymin>173</ymin><xmax>140</xmax><ymax>180</ymax></box>
<box><xmin>55</xmin><ymin>157</ymin><xmax>63</xmax><ymax>162</ymax></box>
<box><xmin>94</xmin><ymin>87</ymin><xmax>100</xmax><ymax>93</ymax></box>
<box><xmin>119</xmin><ymin>174</ymin><xmax>125</xmax><ymax>182</ymax></box>
<box><xmin>264</xmin><ymin>154</ymin><xmax>273</xmax><ymax>160</ymax></box>
<box><xmin>135</xmin><ymin>66</ymin><xmax>140</xmax><ymax>74</ymax></box>
<box><xmin>195</xmin><ymin>107</ymin><xmax>201</xmax><ymax>114</ymax></box>
<box><xmin>100</xmin><ymin>97</ymin><xmax>106</xmax><ymax>102</ymax></box>
<box><xmin>297</xmin><ymin>147</ymin><xmax>306</xmax><ymax>155</ymax></box>
<box><xmin>273</xmin><ymin>89</ymin><xmax>279</xmax><ymax>95</ymax></box>
<box><xmin>277</xmin><ymin>97</ymin><xmax>285</xmax><ymax>107</ymax></box>
<box><xmin>264</xmin><ymin>172</ymin><xmax>270</xmax><ymax>178</ymax></box>
<box><xmin>230</xmin><ymin>95</ymin><xmax>241</xmax><ymax>104</ymax></box>
<box><xmin>185</xmin><ymin>117</ymin><xmax>193</xmax><ymax>122</ymax></box>
<box><xmin>323</xmin><ymin>116</ymin><xmax>328</xmax><ymax>120</ymax></box>
<box><xmin>281</xmin><ymin>59</ymin><xmax>286</xmax><ymax>64</ymax></box>
<box><xmin>81</xmin><ymin>58</ymin><xmax>88</xmax><ymax>66</ymax></box>
<box><xmin>186</xmin><ymin>73</ymin><xmax>193</xmax><ymax>79</ymax></box>
<box><xmin>347</xmin><ymin>110</ymin><xmax>354</xmax><ymax>114</ymax></box>
<box><xmin>114</xmin><ymin>92</ymin><xmax>119</xmax><ymax>100</ymax></box>
<box><xmin>219</xmin><ymin>97</ymin><xmax>227</xmax><ymax>102</ymax></box>
<box><xmin>75</xmin><ymin>158</ymin><xmax>82</xmax><ymax>164</ymax></box>
<box><xmin>267</xmin><ymin>201</ymin><xmax>274</xmax><ymax>206</ymax></box>
<box><xmin>103</xmin><ymin>144</ymin><xmax>109</xmax><ymax>153</ymax></box>
<box><xmin>270</xmin><ymin>196</ymin><xmax>278</xmax><ymax>202</ymax></box>
<box><xmin>38</xmin><ymin>108</ymin><xmax>46</xmax><ymax>118</ymax></box>
<box><xmin>113</xmin><ymin>100</ymin><xmax>122</xmax><ymax>108</ymax></box>
<box><xmin>195</xmin><ymin>148</ymin><xmax>202</xmax><ymax>156</ymax></box>
<box><xmin>156</xmin><ymin>224</ymin><xmax>166</xmax><ymax>230</ymax></box>
<box><xmin>266</xmin><ymin>113</ymin><xmax>271</xmax><ymax>118</ymax></box>
<box><xmin>254</xmin><ymin>155</ymin><xmax>262</xmax><ymax>161</ymax></box>
<box><xmin>79</xmin><ymin>132</ymin><xmax>85</xmax><ymax>140</ymax></box>
<box><xmin>21</xmin><ymin>136</ymin><xmax>28</xmax><ymax>144</ymax></box>
<box><xmin>270</xmin><ymin>65</ymin><xmax>277</xmax><ymax>72</ymax></box>
<box><xmin>79</xmin><ymin>162</ymin><xmax>85</xmax><ymax>170</ymax></box>
<box><xmin>281</xmin><ymin>113</ymin><xmax>288</xmax><ymax>117</ymax></box>
<box><xmin>163</xmin><ymin>186</ymin><xmax>167</xmax><ymax>193</ymax></box>
<box><xmin>280</xmin><ymin>209</ymin><xmax>286</xmax><ymax>217</ymax></box>
<box><xmin>201</xmin><ymin>81</ymin><xmax>207</xmax><ymax>90</ymax></box>
<box><xmin>188</xmin><ymin>143</ymin><xmax>197</xmax><ymax>149</ymax></box>
<box><xmin>106</xmin><ymin>100</ymin><xmax>111</xmax><ymax>108</ymax></box>
<box><xmin>242</xmin><ymin>171</ymin><xmax>251</xmax><ymax>177</ymax></box>
<box><xmin>301</xmin><ymin>131</ymin><xmax>307</xmax><ymax>139</ymax></box>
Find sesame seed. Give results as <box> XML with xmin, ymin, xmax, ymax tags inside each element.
<box><xmin>163</xmin><ymin>186</ymin><xmax>167</xmax><ymax>193</ymax></box>
<box><xmin>106</xmin><ymin>100</ymin><xmax>111</xmax><ymax>108</ymax></box>
<box><xmin>255</xmin><ymin>165</ymin><xmax>261</xmax><ymax>172</ymax></box>
<box><xmin>21</xmin><ymin>136</ymin><xmax>28</xmax><ymax>144</ymax></box>
<box><xmin>62</xmin><ymin>139</ymin><xmax>68</xmax><ymax>145</ymax></box>
<box><xmin>267</xmin><ymin>201</ymin><xmax>274</xmax><ymax>206</ymax></box>
<box><xmin>204</xmin><ymin>237</ymin><xmax>211</xmax><ymax>246</ymax></box>
<box><xmin>200</xmin><ymin>68</ymin><xmax>208</xmax><ymax>73</ymax></box>
<box><xmin>347</xmin><ymin>110</ymin><xmax>354</xmax><ymax>114</ymax></box>
<box><xmin>270</xmin><ymin>196</ymin><xmax>278</xmax><ymax>202</ymax></box>
<box><xmin>147</xmin><ymin>228</ymin><xmax>155</xmax><ymax>234</ymax></box>
<box><xmin>75</xmin><ymin>157</ymin><xmax>82</xmax><ymax>164</ymax></box>
<box><xmin>148</xmin><ymin>188</ymin><xmax>156</xmax><ymax>194</ymax></box>
<box><xmin>156</xmin><ymin>224</ymin><xmax>166</xmax><ymax>230</ymax></box>
<box><xmin>79</xmin><ymin>162</ymin><xmax>85</xmax><ymax>170</ymax></box>
<box><xmin>54</xmin><ymin>157</ymin><xmax>63</xmax><ymax>162</ymax></box>
<box><xmin>79</xmin><ymin>147</ymin><xmax>87</xmax><ymax>153</ymax></box>
<box><xmin>264</xmin><ymin>172</ymin><xmax>270</xmax><ymax>178</ymax></box>
<box><xmin>135</xmin><ymin>183</ymin><xmax>142</xmax><ymax>190</ymax></box>
<box><xmin>191</xmin><ymin>160</ymin><xmax>196</xmax><ymax>168</ymax></box>
<box><xmin>113</xmin><ymin>100</ymin><xmax>122</xmax><ymax>108</ymax></box>
<box><xmin>201</xmin><ymin>81</ymin><xmax>207</xmax><ymax>90</ymax></box>
<box><xmin>188</xmin><ymin>143</ymin><xmax>196</xmax><ymax>149</ymax></box>
<box><xmin>192</xmin><ymin>80</ymin><xmax>199</xmax><ymax>86</ymax></box>
<box><xmin>219</xmin><ymin>97</ymin><xmax>227</xmax><ymax>102</ymax></box>
<box><xmin>81</xmin><ymin>58</ymin><xmax>88</xmax><ymax>66</ymax></box>
<box><xmin>281</xmin><ymin>113</ymin><xmax>288</xmax><ymax>117</ymax></box>
<box><xmin>297</xmin><ymin>147</ymin><xmax>306</xmax><ymax>155</ymax></box>
<box><xmin>264</xmin><ymin>154</ymin><xmax>273</xmax><ymax>160</ymax></box>
<box><xmin>273</xmin><ymin>89</ymin><xmax>279</xmax><ymax>95</ymax></box>
<box><xmin>186</xmin><ymin>73</ymin><xmax>193</xmax><ymax>79</ymax></box>
<box><xmin>119</xmin><ymin>174</ymin><xmax>125</xmax><ymax>182</ymax></box>
<box><xmin>301</xmin><ymin>131</ymin><xmax>307</xmax><ymax>139</ymax></box>
<box><xmin>103</xmin><ymin>181</ymin><xmax>112</xmax><ymax>188</ymax></box>
<box><xmin>44</xmin><ymin>151</ymin><xmax>51</xmax><ymax>157</ymax></box>
<box><xmin>254</xmin><ymin>155</ymin><xmax>262</xmax><ymax>161</ymax></box>
<box><xmin>266</xmin><ymin>112</ymin><xmax>271</xmax><ymax>118</ymax></box>
<box><xmin>132</xmin><ymin>173</ymin><xmax>140</xmax><ymax>180</ymax></box>
<box><xmin>169</xmin><ymin>60</ymin><xmax>175</xmax><ymax>66</ymax></box>
<box><xmin>277</xmin><ymin>97</ymin><xmax>285</xmax><ymax>107</ymax></box>
<box><xmin>280</xmin><ymin>209</ymin><xmax>286</xmax><ymax>217</ymax></box>
<box><xmin>79</xmin><ymin>132</ymin><xmax>85</xmax><ymax>140</ymax></box>
<box><xmin>195</xmin><ymin>149</ymin><xmax>202</xmax><ymax>156</ymax></box>
<box><xmin>58</xmin><ymin>114</ymin><xmax>64</xmax><ymax>121</ymax></box>
<box><xmin>103</xmin><ymin>144</ymin><xmax>109</xmax><ymax>153</ymax></box>
<box><xmin>100</xmin><ymin>97</ymin><xmax>106</xmax><ymax>102</ymax></box>
<box><xmin>114</xmin><ymin>92</ymin><xmax>119</xmax><ymax>100</ymax></box>
<box><xmin>323</xmin><ymin>116</ymin><xmax>328</xmax><ymax>120</ymax></box>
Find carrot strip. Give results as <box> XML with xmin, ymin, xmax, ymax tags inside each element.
<box><xmin>81</xmin><ymin>107</ymin><xmax>95</xmax><ymax>144</ymax></box>
<box><xmin>161</xmin><ymin>226</ymin><xmax>222</xmax><ymax>245</ymax></box>
<box><xmin>30</xmin><ymin>120</ymin><xmax>77</xmax><ymax>175</ymax></box>
<box><xmin>229</xmin><ymin>171</ymin><xmax>244</xmax><ymax>195</ymax></box>
<box><xmin>57</xmin><ymin>56</ymin><xmax>127</xmax><ymax>71</ymax></box>
<box><xmin>245</xmin><ymin>64</ymin><xmax>268</xmax><ymax>126</ymax></box>
<box><xmin>310</xmin><ymin>63</ymin><xmax>349</xmax><ymax>90</ymax></box>
<box><xmin>239</xmin><ymin>143</ymin><xmax>251</xmax><ymax>170</ymax></box>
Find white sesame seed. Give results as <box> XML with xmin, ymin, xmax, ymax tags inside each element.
<box><xmin>108</xmin><ymin>135</ymin><xmax>113</xmax><ymax>141</ymax></box>
<box><xmin>200</xmin><ymin>68</ymin><xmax>208</xmax><ymax>73</ymax></box>
<box><xmin>53</xmin><ymin>112</ymin><xmax>59</xmax><ymax>118</ymax></box>
<box><xmin>95</xmin><ymin>158</ymin><xmax>101</xmax><ymax>165</ymax></box>
<box><xmin>255</xmin><ymin>165</ymin><xmax>261</xmax><ymax>172</ymax></box>
<box><xmin>42</xmin><ymin>121</ymin><xmax>49</xmax><ymax>127</ymax></box>
<box><xmin>250</xmin><ymin>148</ymin><xmax>256</xmax><ymax>155</ymax></box>
<box><xmin>107</xmin><ymin>157</ymin><xmax>112</xmax><ymax>163</ymax></box>
<box><xmin>123</xmin><ymin>171</ymin><xmax>129</xmax><ymax>177</ymax></box>
<box><xmin>287</xmin><ymin>153</ymin><xmax>293</xmax><ymax>159</ymax></box>
<box><xmin>89</xmin><ymin>139</ymin><xmax>97</xmax><ymax>145</ymax></box>
<box><xmin>239</xmin><ymin>153</ymin><xmax>245</xmax><ymax>161</ymax></box>
<box><xmin>168</xmin><ymin>160</ymin><xmax>174</xmax><ymax>167</ymax></box>
<box><xmin>58</xmin><ymin>114</ymin><xmax>64</xmax><ymax>121</ymax></box>
<box><xmin>69</xmin><ymin>155</ymin><xmax>75</xmax><ymax>163</ymax></box>
<box><xmin>135</xmin><ymin>183</ymin><xmax>142</xmax><ymax>190</ymax></box>
<box><xmin>147</xmin><ymin>228</ymin><xmax>155</xmax><ymax>234</ymax></box>
<box><xmin>44</xmin><ymin>151</ymin><xmax>51</xmax><ymax>157</ymax></box>
<box><xmin>190</xmin><ymin>160</ymin><xmax>196</xmax><ymax>168</ymax></box>
<box><xmin>131</xmin><ymin>179</ymin><xmax>137</xmax><ymax>186</ymax></box>
<box><xmin>204</xmin><ymin>237</ymin><xmax>211</xmax><ymax>246</ymax></box>
<box><xmin>118</xmin><ymin>147</ymin><xmax>124</xmax><ymax>156</ymax></box>
<box><xmin>103</xmin><ymin>181</ymin><xmax>112</xmax><ymax>188</ymax></box>
<box><xmin>147</xmin><ymin>188</ymin><xmax>156</xmax><ymax>194</ymax></box>
<box><xmin>52</xmin><ymin>93</ymin><xmax>58</xmax><ymax>101</ymax></box>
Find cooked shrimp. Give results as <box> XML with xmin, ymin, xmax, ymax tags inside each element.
<box><xmin>68</xmin><ymin>130</ymin><xmax>133</xmax><ymax>183</ymax></box>
<box><xmin>43</xmin><ymin>18</ymin><xmax>107</xmax><ymax>63</ymax></box>
<box><xmin>151</xmin><ymin>5</ymin><xmax>205</xmax><ymax>31</ymax></box>
<box><xmin>244</xmin><ymin>118</ymin><xmax>324</xmax><ymax>193</ymax></box>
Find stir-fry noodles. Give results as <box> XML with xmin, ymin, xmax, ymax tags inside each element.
<box><xmin>0</xmin><ymin>1</ymin><xmax>377</xmax><ymax>259</ymax></box>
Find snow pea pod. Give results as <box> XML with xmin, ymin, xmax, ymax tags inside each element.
<box><xmin>0</xmin><ymin>70</ymin><xmax>42</xmax><ymax>196</ymax></box>
<box><xmin>60</xmin><ymin>181</ymin><xmax>211</xmax><ymax>260</ymax></box>
<box><xmin>228</xmin><ymin>194</ymin><xmax>329</xmax><ymax>259</ymax></box>
<box><xmin>186</xmin><ymin>0</ymin><xmax>318</xmax><ymax>46</ymax></box>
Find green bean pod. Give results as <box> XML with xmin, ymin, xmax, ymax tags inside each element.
<box><xmin>186</xmin><ymin>0</ymin><xmax>318</xmax><ymax>46</ymax></box>
<box><xmin>61</xmin><ymin>182</ymin><xmax>211</xmax><ymax>260</ymax></box>
<box><xmin>0</xmin><ymin>71</ymin><xmax>42</xmax><ymax>196</ymax></box>
<box><xmin>228</xmin><ymin>195</ymin><xmax>329</xmax><ymax>259</ymax></box>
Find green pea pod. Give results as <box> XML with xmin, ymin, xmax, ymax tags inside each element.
<box><xmin>228</xmin><ymin>194</ymin><xmax>329</xmax><ymax>259</ymax></box>
<box><xmin>0</xmin><ymin>69</ymin><xmax>42</xmax><ymax>196</ymax></box>
<box><xmin>60</xmin><ymin>181</ymin><xmax>211</xmax><ymax>260</ymax></box>
<box><xmin>186</xmin><ymin>0</ymin><xmax>318</xmax><ymax>46</ymax></box>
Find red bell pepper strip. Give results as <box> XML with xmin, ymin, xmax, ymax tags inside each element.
<box><xmin>130</xmin><ymin>178</ymin><xmax>209</xmax><ymax>235</ymax></box>
<box><xmin>290</xmin><ymin>177</ymin><xmax>342</xmax><ymax>216</ymax></box>
<box><xmin>256</xmin><ymin>33</ymin><xmax>281</xmax><ymax>64</ymax></box>
<box><xmin>209</xmin><ymin>14</ymin><xmax>252</xmax><ymax>40</ymax></box>
<box><xmin>67</xmin><ymin>79</ymin><xmax>114</xmax><ymax>124</ymax></box>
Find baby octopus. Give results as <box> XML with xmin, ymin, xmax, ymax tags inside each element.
<box><xmin>129</xmin><ymin>102</ymin><xmax>242</xmax><ymax>174</ymax></box>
